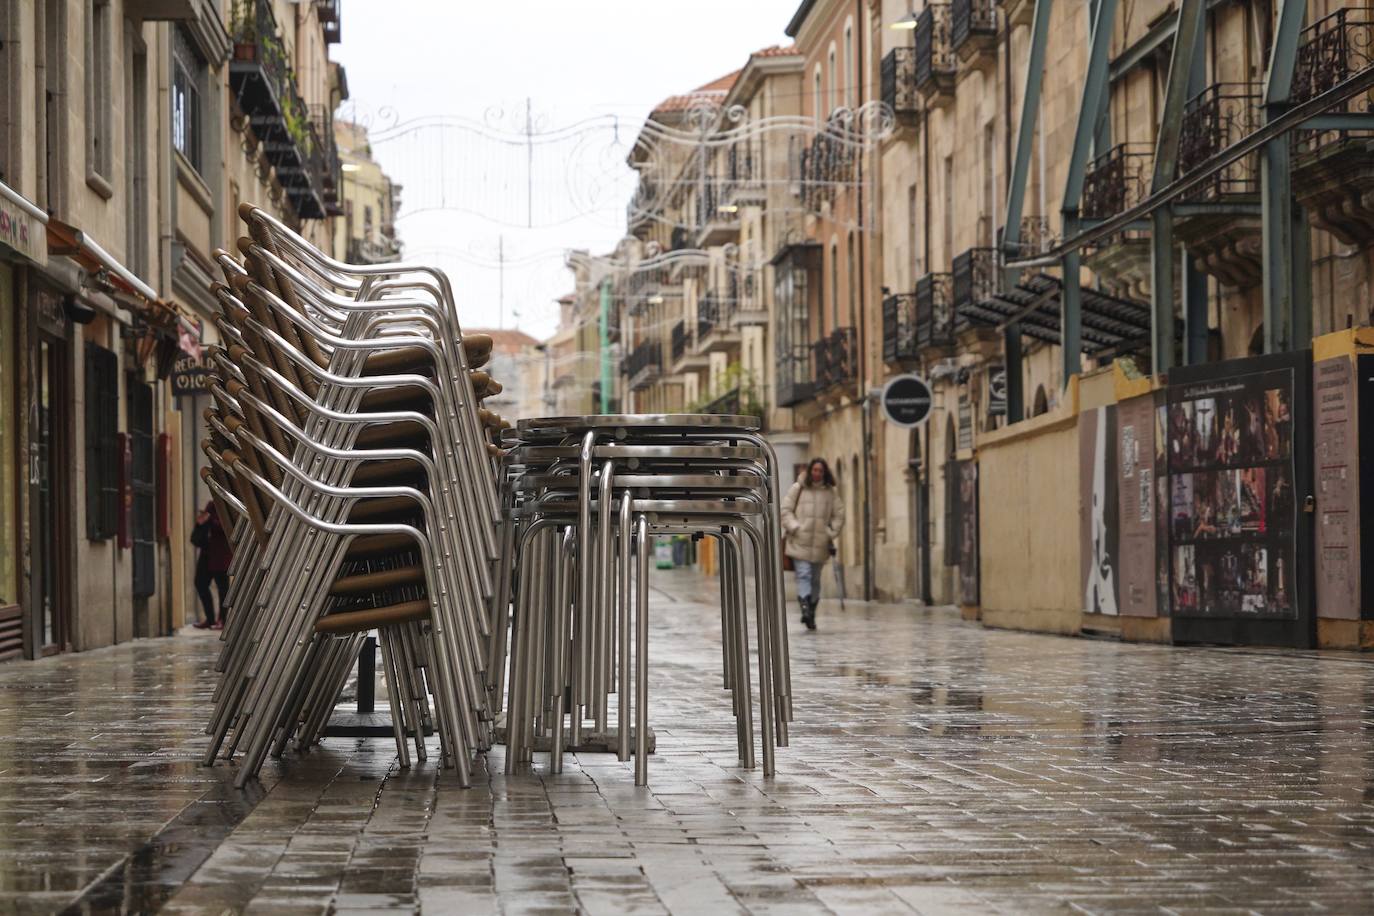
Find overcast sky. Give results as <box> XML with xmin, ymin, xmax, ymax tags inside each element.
<box><xmin>332</xmin><ymin>1</ymin><xmax>800</xmax><ymax>340</ymax></box>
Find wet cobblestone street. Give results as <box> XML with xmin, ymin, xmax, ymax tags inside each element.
<box><xmin>3</xmin><ymin>569</ymin><xmax>1374</xmax><ymax>914</ymax></box>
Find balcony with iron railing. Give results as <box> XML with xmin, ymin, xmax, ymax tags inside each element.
<box><xmin>797</xmin><ymin>129</ymin><xmax>857</xmax><ymax>211</ymax></box>
<box><xmin>881</xmin><ymin>47</ymin><xmax>919</xmax><ymax>122</ymax></box>
<box><xmin>882</xmin><ymin>293</ymin><xmax>918</xmax><ymax>363</ymax></box>
<box><xmin>1081</xmin><ymin>143</ymin><xmax>1153</xmax><ymax>221</ymax></box>
<box><xmin>951</xmin><ymin>0</ymin><xmax>997</xmax><ymax>59</ymax></box>
<box><xmin>1292</xmin><ymin>7</ymin><xmax>1374</xmax><ymax>157</ymax></box>
<box><xmin>952</xmin><ymin>247</ymin><xmax>998</xmax><ymax>311</ymax></box>
<box><xmin>914</xmin><ymin>5</ymin><xmax>956</xmax><ymax>99</ymax></box>
<box><xmin>915</xmin><ymin>272</ymin><xmax>956</xmax><ymax>350</ymax></box>
<box><xmin>623</xmin><ymin>340</ymin><xmax>663</xmax><ymax>390</ymax></box>
<box><xmin>312</xmin><ymin>105</ymin><xmax>343</xmax><ymax>216</ymax></box>
<box><xmin>1290</xmin><ymin>8</ymin><xmax>1374</xmax><ymax>245</ymax></box>
<box><xmin>671</xmin><ymin>319</ymin><xmax>690</xmax><ymax>365</ymax></box>
<box><xmin>230</xmin><ymin>0</ymin><xmax>332</xmax><ymax>219</ymax></box>
<box><xmin>696</xmin><ymin>291</ymin><xmax>739</xmax><ymax>352</ymax></box>
<box><xmin>321</xmin><ymin>0</ymin><xmax>341</xmax><ymax>44</ymax></box>
<box><xmin>627</xmin><ymin>175</ymin><xmax>657</xmax><ymax>236</ymax></box>
<box><xmin>813</xmin><ymin>327</ymin><xmax>859</xmax><ymax>393</ymax></box>
<box><xmin>723</xmin><ymin>143</ymin><xmax>765</xmax><ymax>207</ymax></box>
<box><xmin>1174</xmin><ymin>82</ymin><xmax>1265</xmax><ymax>285</ymax></box>
<box><xmin>1178</xmin><ymin>82</ymin><xmax>1261</xmax><ymax>200</ymax></box>
<box><xmin>696</xmin><ymin>184</ymin><xmax>738</xmax><ymax>247</ymax></box>
<box><xmin>347</xmin><ymin>236</ymin><xmax>400</xmax><ymax>264</ymax></box>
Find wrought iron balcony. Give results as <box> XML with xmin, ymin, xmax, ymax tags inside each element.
<box><xmin>321</xmin><ymin>0</ymin><xmax>341</xmax><ymax>44</ymax></box>
<box><xmin>915</xmin><ymin>272</ymin><xmax>956</xmax><ymax>350</ymax></box>
<box><xmin>881</xmin><ymin>48</ymin><xmax>919</xmax><ymax>120</ymax></box>
<box><xmin>1178</xmin><ymin>82</ymin><xmax>1261</xmax><ymax>199</ymax></box>
<box><xmin>1081</xmin><ymin>143</ymin><xmax>1152</xmax><ymax>220</ymax></box>
<box><xmin>627</xmin><ymin>176</ymin><xmax>657</xmax><ymax>234</ymax></box>
<box><xmin>951</xmin><ymin>0</ymin><xmax>997</xmax><ymax>55</ymax></box>
<box><xmin>230</xmin><ymin>0</ymin><xmax>330</xmax><ymax>219</ymax></box>
<box><xmin>813</xmin><ymin>327</ymin><xmax>858</xmax><ymax>392</ymax></box>
<box><xmin>797</xmin><ymin>129</ymin><xmax>856</xmax><ymax>211</ymax></box>
<box><xmin>1292</xmin><ymin>9</ymin><xmax>1374</xmax><ymax>158</ymax></box>
<box><xmin>697</xmin><ymin>292</ymin><xmax>724</xmax><ymax>341</ymax></box>
<box><xmin>623</xmin><ymin>340</ymin><xmax>662</xmax><ymax>389</ymax></box>
<box><xmin>724</xmin><ymin>142</ymin><xmax>764</xmax><ymax>206</ymax></box>
<box><xmin>312</xmin><ymin>106</ymin><xmax>343</xmax><ymax>216</ymax></box>
<box><xmin>952</xmin><ymin>247</ymin><xmax>998</xmax><ymax>310</ymax></box>
<box><xmin>914</xmin><ymin>5</ymin><xmax>956</xmax><ymax>97</ymax></box>
<box><xmin>696</xmin><ymin>184</ymin><xmax>738</xmax><ymax>245</ymax></box>
<box><xmin>347</xmin><ymin>237</ymin><xmax>400</xmax><ymax>264</ymax></box>
<box><xmin>882</xmin><ymin>293</ymin><xmax>918</xmax><ymax>363</ymax></box>
<box><xmin>671</xmin><ymin>320</ymin><xmax>690</xmax><ymax>364</ymax></box>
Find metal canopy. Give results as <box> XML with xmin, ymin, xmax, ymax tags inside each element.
<box><xmin>958</xmin><ymin>275</ymin><xmax>1152</xmax><ymax>357</ymax></box>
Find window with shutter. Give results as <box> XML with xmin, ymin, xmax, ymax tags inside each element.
<box><xmin>84</xmin><ymin>343</ymin><xmax>119</xmax><ymax>540</ymax></box>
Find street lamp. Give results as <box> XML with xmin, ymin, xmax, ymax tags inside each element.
<box><xmin>890</xmin><ymin>11</ymin><xmax>918</xmax><ymax>29</ymax></box>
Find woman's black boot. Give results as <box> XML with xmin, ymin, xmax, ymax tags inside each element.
<box><xmin>802</xmin><ymin>596</ymin><xmax>816</xmax><ymax>629</ymax></box>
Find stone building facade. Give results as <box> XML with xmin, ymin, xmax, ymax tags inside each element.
<box><xmin>0</xmin><ymin>0</ymin><xmax>349</xmax><ymax>661</ymax></box>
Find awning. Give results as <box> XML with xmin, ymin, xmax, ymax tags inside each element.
<box><xmin>2</xmin><ymin>178</ymin><xmax>201</xmax><ymax>356</ymax></box>
<box><xmin>958</xmin><ymin>273</ymin><xmax>1153</xmax><ymax>358</ymax></box>
<box><xmin>0</xmin><ymin>180</ymin><xmax>48</xmax><ymax>266</ymax></box>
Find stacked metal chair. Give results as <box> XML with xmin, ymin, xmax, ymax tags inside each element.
<box><xmin>495</xmin><ymin>414</ymin><xmax>793</xmax><ymax>785</ymax></box>
<box><xmin>197</xmin><ymin>204</ymin><xmax>505</xmax><ymax>787</ymax></box>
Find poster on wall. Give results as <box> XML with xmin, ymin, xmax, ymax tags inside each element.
<box><xmin>1164</xmin><ymin>351</ymin><xmax>1314</xmax><ymax>648</ymax></box>
<box><xmin>1080</xmin><ymin>406</ymin><xmax>1120</xmax><ymax>616</ymax></box>
<box><xmin>956</xmin><ymin>461</ymin><xmax>979</xmax><ymax>606</ymax></box>
<box><xmin>1313</xmin><ymin>356</ymin><xmax>1359</xmax><ymax>620</ymax></box>
<box><xmin>1116</xmin><ymin>393</ymin><xmax>1159</xmax><ymax>617</ymax></box>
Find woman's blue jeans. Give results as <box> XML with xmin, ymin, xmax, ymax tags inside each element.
<box><xmin>794</xmin><ymin>559</ymin><xmax>822</xmax><ymax>602</ymax></box>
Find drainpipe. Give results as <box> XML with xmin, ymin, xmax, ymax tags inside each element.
<box><xmin>857</xmin><ymin>0</ymin><xmax>874</xmax><ymax>602</ymax></box>
<box><xmin>599</xmin><ymin>279</ymin><xmax>611</xmax><ymax>412</ymax></box>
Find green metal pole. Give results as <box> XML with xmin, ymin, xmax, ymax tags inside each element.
<box><xmin>599</xmin><ymin>279</ymin><xmax>612</xmax><ymax>413</ymax></box>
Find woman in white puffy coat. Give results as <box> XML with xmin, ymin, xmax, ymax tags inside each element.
<box><xmin>780</xmin><ymin>458</ymin><xmax>844</xmax><ymax>630</ymax></box>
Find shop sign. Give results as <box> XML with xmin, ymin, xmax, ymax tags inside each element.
<box><xmin>879</xmin><ymin>374</ymin><xmax>932</xmax><ymax>428</ymax></box>
<box><xmin>31</xmin><ymin>282</ymin><xmax>69</xmax><ymax>339</ymax></box>
<box><xmin>170</xmin><ymin>354</ymin><xmax>212</xmax><ymax>396</ymax></box>
<box><xmin>0</xmin><ymin>194</ymin><xmax>48</xmax><ymax>267</ymax></box>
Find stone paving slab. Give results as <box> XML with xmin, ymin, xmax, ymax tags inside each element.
<box><xmin>2</xmin><ymin>569</ymin><xmax>1374</xmax><ymax>913</ymax></box>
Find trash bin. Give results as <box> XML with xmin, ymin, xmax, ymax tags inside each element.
<box><xmin>654</xmin><ymin>537</ymin><xmax>674</xmax><ymax>569</ymax></box>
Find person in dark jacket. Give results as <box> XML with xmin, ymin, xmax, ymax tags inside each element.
<box><xmin>192</xmin><ymin>501</ymin><xmax>232</xmax><ymax>630</ymax></box>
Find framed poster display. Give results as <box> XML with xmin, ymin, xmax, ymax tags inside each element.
<box><xmin>1163</xmin><ymin>351</ymin><xmax>1314</xmax><ymax>648</ymax></box>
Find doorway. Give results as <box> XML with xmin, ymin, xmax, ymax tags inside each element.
<box><xmin>29</xmin><ymin>333</ymin><xmax>72</xmax><ymax>655</ymax></box>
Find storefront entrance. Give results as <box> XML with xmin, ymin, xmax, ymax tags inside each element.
<box><xmin>28</xmin><ymin>283</ymin><xmax>73</xmax><ymax>656</ymax></box>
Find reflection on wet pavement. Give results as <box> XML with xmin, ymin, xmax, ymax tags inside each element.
<box><xmin>3</xmin><ymin>569</ymin><xmax>1374</xmax><ymax>913</ymax></box>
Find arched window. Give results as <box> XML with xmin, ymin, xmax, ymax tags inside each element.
<box><xmin>829</xmin><ymin>241</ymin><xmax>840</xmax><ymax>329</ymax></box>
<box><xmin>828</xmin><ymin>44</ymin><xmax>837</xmax><ymax>115</ymax></box>
<box><xmin>846</xmin><ymin>231</ymin><xmax>858</xmax><ymax>330</ymax></box>
<box><xmin>843</xmin><ymin>22</ymin><xmax>854</xmax><ymax>109</ymax></box>
<box><xmin>813</xmin><ymin>66</ymin><xmax>823</xmax><ymax>124</ymax></box>
<box><xmin>1032</xmin><ymin>384</ymin><xmax>1049</xmax><ymax>416</ymax></box>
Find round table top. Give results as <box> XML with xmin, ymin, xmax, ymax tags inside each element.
<box><xmin>515</xmin><ymin>413</ymin><xmax>762</xmax><ymax>436</ymax></box>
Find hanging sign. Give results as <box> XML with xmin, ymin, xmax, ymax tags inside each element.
<box><xmin>0</xmin><ymin>190</ymin><xmax>48</xmax><ymax>266</ymax></box>
<box><xmin>170</xmin><ymin>355</ymin><xmax>212</xmax><ymax>396</ymax></box>
<box><xmin>987</xmin><ymin>365</ymin><xmax>1007</xmax><ymax>417</ymax></box>
<box><xmin>880</xmin><ymin>374</ymin><xmax>933</xmax><ymax>428</ymax></box>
